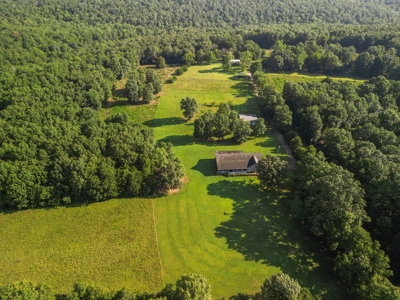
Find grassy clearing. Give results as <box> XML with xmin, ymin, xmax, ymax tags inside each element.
<box><xmin>99</xmin><ymin>66</ymin><xmax>177</xmax><ymax>123</ymax></box>
<box><xmin>0</xmin><ymin>199</ymin><xmax>163</xmax><ymax>294</ymax></box>
<box><xmin>0</xmin><ymin>64</ymin><xmax>348</xmax><ymax>298</ymax></box>
<box><xmin>152</xmin><ymin>64</ymin><xmax>345</xmax><ymax>299</ymax></box>
<box><xmin>264</xmin><ymin>71</ymin><xmax>365</xmax><ymax>92</ymax></box>
<box><xmin>99</xmin><ymin>100</ymin><xmax>159</xmax><ymax>124</ymax></box>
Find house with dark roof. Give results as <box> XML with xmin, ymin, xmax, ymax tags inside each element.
<box><xmin>215</xmin><ymin>151</ymin><xmax>262</xmax><ymax>174</ymax></box>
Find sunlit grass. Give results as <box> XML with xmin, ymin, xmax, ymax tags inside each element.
<box><xmin>264</xmin><ymin>71</ymin><xmax>365</xmax><ymax>92</ymax></box>
<box><xmin>152</xmin><ymin>63</ymin><xmax>345</xmax><ymax>299</ymax></box>
<box><xmin>0</xmin><ymin>63</ymin><xmax>346</xmax><ymax>299</ymax></box>
<box><xmin>0</xmin><ymin>199</ymin><xmax>163</xmax><ymax>294</ymax></box>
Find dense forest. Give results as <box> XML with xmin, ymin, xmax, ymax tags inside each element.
<box><xmin>2</xmin><ymin>0</ymin><xmax>400</xmax><ymax>298</ymax></box>
<box><xmin>1</xmin><ymin>0</ymin><xmax>400</xmax><ymax>27</ymax></box>
<box><xmin>253</xmin><ymin>73</ymin><xmax>400</xmax><ymax>298</ymax></box>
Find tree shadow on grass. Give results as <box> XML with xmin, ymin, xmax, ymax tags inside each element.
<box><xmin>158</xmin><ymin>135</ymin><xmax>196</xmax><ymax>146</ymax></box>
<box><xmin>198</xmin><ymin>67</ymin><xmax>230</xmax><ymax>74</ymax></box>
<box><xmin>254</xmin><ymin>138</ymin><xmax>279</xmax><ymax>149</ymax></box>
<box><xmin>143</xmin><ymin>117</ymin><xmax>186</xmax><ymax>127</ymax></box>
<box><xmin>157</xmin><ymin>135</ymin><xmax>243</xmax><ymax>147</ymax></box>
<box><xmin>208</xmin><ymin>180</ymin><xmax>346</xmax><ymax>299</ymax></box>
<box><xmin>191</xmin><ymin>159</ymin><xmax>216</xmax><ymax>176</ymax></box>
<box><xmin>113</xmin><ymin>87</ymin><xmax>127</xmax><ymax>99</ymax></box>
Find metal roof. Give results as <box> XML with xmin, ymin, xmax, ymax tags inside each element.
<box><xmin>215</xmin><ymin>151</ymin><xmax>262</xmax><ymax>171</ymax></box>
<box><xmin>239</xmin><ymin>114</ymin><xmax>258</xmax><ymax>122</ymax></box>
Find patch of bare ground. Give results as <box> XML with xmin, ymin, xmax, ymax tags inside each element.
<box><xmin>168</xmin><ymin>176</ymin><xmax>189</xmax><ymax>195</ymax></box>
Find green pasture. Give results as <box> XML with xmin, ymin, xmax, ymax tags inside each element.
<box><xmin>0</xmin><ymin>199</ymin><xmax>163</xmax><ymax>294</ymax></box>
<box><xmin>151</xmin><ymin>64</ymin><xmax>344</xmax><ymax>298</ymax></box>
<box><xmin>99</xmin><ymin>66</ymin><xmax>177</xmax><ymax>123</ymax></box>
<box><xmin>264</xmin><ymin>71</ymin><xmax>365</xmax><ymax>92</ymax></box>
<box><xmin>0</xmin><ymin>64</ymin><xmax>348</xmax><ymax>298</ymax></box>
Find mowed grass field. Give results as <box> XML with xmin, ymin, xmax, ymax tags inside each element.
<box><xmin>151</xmin><ymin>64</ymin><xmax>345</xmax><ymax>299</ymax></box>
<box><xmin>263</xmin><ymin>71</ymin><xmax>365</xmax><ymax>92</ymax></box>
<box><xmin>0</xmin><ymin>199</ymin><xmax>163</xmax><ymax>294</ymax></box>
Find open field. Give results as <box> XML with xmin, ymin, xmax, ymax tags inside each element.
<box><xmin>151</xmin><ymin>64</ymin><xmax>345</xmax><ymax>298</ymax></box>
<box><xmin>0</xmin><ymin>199</ymin><xmax>163</xmax><ymax>294</ymax></box>
<box><xmin>264</xmin><ymin>71</ymin><xmax>365</xmax><ymax>92</ymax></box>
<box><xmin>0</xmin><ymin>64</ymin><xmax>348</xmax><ymax>298</ymax></box>
<box><xmin>99</xmin><ymin>66</ymin><xmax>177</xmax><ymax>123</ymax></box>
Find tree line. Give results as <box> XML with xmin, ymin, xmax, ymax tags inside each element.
<box><xmin>1</xmin><ymin>0</ymin><xmax>400</xmax><ymax>30</ymax></box>
<box><xmin>0</xmin><ymin>272</ymin><xmax>314</xmax><ymax>300</ymax></box>
<box><xmin>180</xmin><ymin>100</ymin><xmax>266</xmax><ymax>144</ymax></box>
<box><xmin>266</xmin><ymin>40</ymin><xmax>400</xmax><ymax>79</ymax></box>
<box><xmin>0</xmin><ymin>106</ymin><xmax>184</xmax><ymax>209</ymax></box>
<box><xmin>253</xmin><ymin>73</ymin><xmax>400</xmax><ymax>297</ymax></box>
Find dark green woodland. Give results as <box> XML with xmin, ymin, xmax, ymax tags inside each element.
<box><xmin>2</xmin><ymin>0</ymin><xmax>400</xmax><ymax>298</ymax></box>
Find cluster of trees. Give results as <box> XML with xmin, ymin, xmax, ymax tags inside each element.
<box><xmin>267</xmin><ymin>40</ymin><xmax>400</xmax><ymax>78</ymax></box>
<box><xmin>253</xmin><ymin>75</ymin><xmax>400</xmax><ymax>297</ymax></box>
<box><xmin>253</xmin><ymin>72</ymin><xmax>293</xmax><ymax>133</ymax></box>
<box><xmin>0</xmin><ymin>272</ymin><xmax>313</xmax><ymax>300</ymax></box>
<box><xmin>192</xmin><ymin>103</ymin><xmax>266</xmax><ymax>143</ymax></box>
<box><xmin>354</xmin><ymin>45</ymin><xmax>399</xmax><ymax>78</ymax></box>
<box><xmin>0</xmin><ymin>108</ymin><xmax>184</xmax><ymax>209</ymax></box>
<box><xmin>293</xmin><ymin>150</ymin><xmax>399</xmax><ymax>299</ymax></box>
<box><xmin>125</xmin><ymin>68</ymin><xmax>162</xmax><ymax>104</ymax></box>
<box><xmin>175</xmin><ymin>65</ymin><xmax>188</xmax><ymax>76</ymax></box>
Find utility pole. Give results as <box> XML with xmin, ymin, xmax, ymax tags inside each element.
<box><xmin>277</xmin><ymin>146</ymin><xmax>281</xmax><ymax>154</ymax></box>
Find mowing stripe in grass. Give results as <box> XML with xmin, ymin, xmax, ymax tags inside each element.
<box><xmin>152</xmin><ymin>199</ymin><xmax>165</xmax><ymax>286</ymax></box>
<box><xmin>152</xmin><ymin>64</ymin><xmax>346</xmax><ymax>299</ymax></box>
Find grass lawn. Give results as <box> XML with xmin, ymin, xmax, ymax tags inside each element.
<box><xmin>0</xmin><ymin>199</ymin><xmax>163</xmax><ymax>294</ymax></box>
<box><xmin>0</xmin><ymin>64</ymin><xmax>349</xmax><ymax>299</ymax></box>
<box><xmin>151</xmin><ymin>64</ymin><xmax>345</xmax><ymax>299</ymax></box>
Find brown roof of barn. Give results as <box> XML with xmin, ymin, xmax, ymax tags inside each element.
<box><xmin>215</xmin><ymin>151</ymin><xmax>262</xmax><ymax>171</ymax></box>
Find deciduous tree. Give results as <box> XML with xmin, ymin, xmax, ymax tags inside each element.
<box><xmin>180</xmin><ymin>97</ymin><xmax>199</xmax><ymax>120</ymax></box>
<box><xmin>257</xmin><ymin>155</ymin><xmax>288</xmax><ymax>189</ymax></box>
<box><xmin>174</xmin><ymin>274</ymin><xmax>212</xmax><ymax>300</ymax></box>
<box><xmin>233</xmin><ymin>119</ymin><xmax>252</xmax><ymax>143</ymax></box>
<box><xmin>260</xmin><ymin>273</ymin><xmax>301</xmax><ymax>300</ymax></box>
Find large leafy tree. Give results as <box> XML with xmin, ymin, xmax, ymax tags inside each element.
<box><xmin>233</xmin><ymin>119</ymin><xmax>252</xmax><ymax>144</ymax></box>
<box><xmin>252</xmin><ymin>118</ymin><xmax>267</xmax><ymax>137</ymax></box>
<box><xmin>257</xmin><ymin>155</ymin><xmax>288</xmax><ymax>189</ymax></box>
<box><xmin>126</xmin><ymin>76</ymin><xmax>140</xmax><ymax>103</ymax></box>
<box><xmin>142</xmin><ymin>83</ymin><xmax>154</xmax><ymax>103</ymax></box>
<box><xmin>222</xmin><ymin>52</ymin><xmax>234</xmax><ymax>71</ymax></box>
<box><xmin>273</xmin><ymin>105</ymin><xmax>292</xmax><ymax>132</ymax></box>
<box><xmin>180</xmin><ymin>97</ymin><xmax>199</xmax><ymax>120</ymax></box>
<box><xmin>174</xmin><ymin>274</ymin><xmax>212</xmax><ymax>300</ymax></box>
<box><xmin>294</xmin><ymin>152</ymin><xmax>369</xmax><ymax>249</ymax></box>
<box><xmin>146</xmin><ymin>69</ymin><xmax>162</xmax><ymax>94</ymax></box>
<box><xmin>322</xmin><ymin>128</ymin><xmax>355</xmax><ymax>164</ymax></box>
<box><xmin>193</xmin><ymin>111</ymin><xmax>215</xmax><ymax>140</ymax></box>
<box><xmin>213</xmin><ymin>113</ymin><xmax>230</xmax><ymax>140</ymax></box>
<box><xmin>239</xmin><ymin>51</ymin><xmax>253</xmax><ymax>71</ymax></box>
<box><xmin>260</xmin><ymin>273</ymin><xmax>301</xmax><ymax>300</ymax></box>
<box><xmin>156</xmin><ymin>56</ymin><xmax>166</xmax><ymax>69</ymax></box>
<box><xmin>183</xmin><ymin>52</ymin><xmax>195</xmax><ymax>66</ymax></box>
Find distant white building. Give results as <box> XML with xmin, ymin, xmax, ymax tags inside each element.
<box><xmin>239</xmin><ymin>114</ymin><xmax>258</xmax><ymax>125</ymax></box>
<box><xmin>230</xmin><ymin>59</ymin><xmax>240</xmax><ymax>65</ymax></box>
